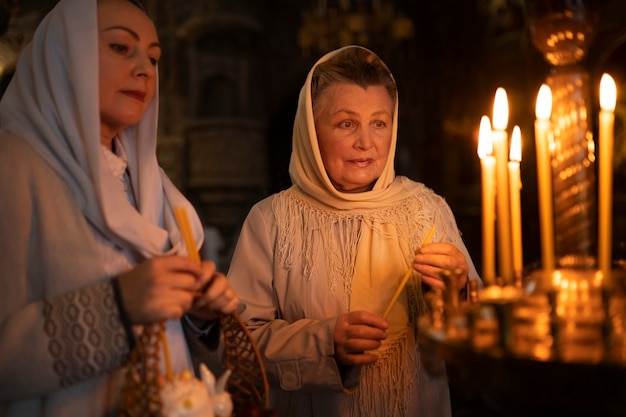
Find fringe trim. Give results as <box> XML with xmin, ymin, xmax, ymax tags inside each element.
<box><xmin>350</xmin><ymin>333</ymin><xmax>417</xmax><ymax>417</ymax></box>
<box><xmin>273</xmin><ymin>191</ymin><xmax>361</xmax><ymax>308</ymax></box>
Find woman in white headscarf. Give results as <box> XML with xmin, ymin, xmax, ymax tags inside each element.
<box><xmin>228</xmin><ymin>45</ymin><xmax>481</xmax><ymax>417</ymax></box>
<box><xmin>0</xmin><ymin>0</ymin><xmax>238</xmax><ymax>415</ymax></box>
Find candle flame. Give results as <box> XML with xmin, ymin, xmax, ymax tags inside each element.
<box><xmin>492</xmin><ymin>87</ymin><xmax>509</xmax><ymax>130</ymax></box>
<box><xmin>509</xmin><ymin>125</ymin><xmax>522</xmax><ymax>162</ymax></box>
<box><xmin>535</xmin><ymin>84</ymin><xmax>552</xmax><ymax>120</ymax></box>
<box><xmin>600</xmin><ymin>73</ymin><xmax>616</xmax><ymax>112</ymax></box>
<box><xmin>477</xmin><ymin>115</ymin><xmax>493</xmax><ymax>159</ymax></box>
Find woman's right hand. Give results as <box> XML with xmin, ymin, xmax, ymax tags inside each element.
<box><xmin>333</xmin><ymin>311</ymin><xmax>388</xmax><ymax>367</ymax></box>
<box><xmin>117</xmin><ymin>255</ymin><xmax>206</xmax><ymax>324</ymax></box>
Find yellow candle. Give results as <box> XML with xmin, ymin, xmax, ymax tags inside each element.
<box><xmin>508</xmin><ymin>125</ymin><xmax>523</xmax><ymax>284</ymax></box>
<box><xmin>534</xmin><ymin>84</ymin><xmax>555</xmax><ymax>278</ymax></box>
<box><xmin>159</xmin><ymin>323</ymin><xmax>174</xmax><ymax>381</ymax></box>
<box><xmin>382</xmin><ymin>225</ymin><xmax>436</xmax><ymax>318</ymax></box>
<box><xmin>492</xmin><ymin>88</ymin><xmax>513</xmax><ymax>284</ymax></box>
<box><xmin>599</xmin><ymin>73</ymin><xmax>616</xmax><ymax>287</ymax></box>
<box><xmin>478</xmin><ymin>115</ymin><xmax>496</xmax><ymax>285</ymax></box>
<box><xmin>174</xmin><ymin>207</ymin><xmax>201</xmax><ymax>264</ymax></box>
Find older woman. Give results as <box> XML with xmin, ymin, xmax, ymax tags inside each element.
<box><xmin>0</xmin><ymin>0</ymin><xmax>238</xmax><ymax>415</ymax></box>
<box><xmin>227</xmin><ymin>45</ymin><xmax>480</xmax><ymax>417</ymax></box>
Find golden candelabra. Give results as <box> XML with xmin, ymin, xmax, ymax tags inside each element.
<box><xmin>419</xmin><ymin>2</ymin><xmax>626</xmax><ymax>415</ymax></box>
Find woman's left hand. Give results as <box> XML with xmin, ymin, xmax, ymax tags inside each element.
<box><xmin>187</xmin><ymin>260</ymin><xmax>240</xmax><ymax>321</ymax></box>
<box><xmin>413</xmin><ymin>242</ymin><xmax>468</xmax><ymax>291</ymax></box>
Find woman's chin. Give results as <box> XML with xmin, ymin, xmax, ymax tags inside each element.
<box><xmin>332</xmin><ymin>179</ymin><xmax>377</xmax><ymax>193</ymax></box>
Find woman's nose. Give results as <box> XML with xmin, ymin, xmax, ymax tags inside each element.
<box><xmin>355</xmin><ymin>127</ymin><xmax>374</xmax><ymax>149</ymax></box>
<box><xmin>133</xmin><ymin>55</ymin><xmax>155</xmax><ymax>78</ymax></box>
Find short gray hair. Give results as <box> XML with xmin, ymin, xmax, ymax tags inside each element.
<box><xmin>311</xmin><ymin>47</ymin><xmax>397</xmax><ymax>120</ymax></box>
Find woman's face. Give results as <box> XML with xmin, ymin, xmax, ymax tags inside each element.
<box><xmin>98</xmin><ymin>0</ymin><xmax>161</xmax><ymax>146</ymax></box>
<box><xmin>315</xmin><ymin>83</ymin><xmax>393</xmax><ymax>193</ymax></box>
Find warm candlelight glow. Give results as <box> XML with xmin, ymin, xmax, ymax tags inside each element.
<box><xmin>478</xmin><ymin>115</ymin><xmax>493</xmax><ymax>158</ymax></box>
<box><xmin>600</xmin><ymin>73</ymin><xmax>617</xmax><ymax>112</ymax></box>
<box><xmin>534</xmin><ymin>84</ymin><xmax>555</xmax><ymax>282</ymax></box>
<box><xmin>493</xmin><ymin>87</ymin><xmax>509</xmax><ymax>130</ymax></box>
<box><xmin>509</xmin><ymin>126</ymin><xmax>523</xmax><ymax>284</ymax></box>
<box><xmin>509</xmin><ymin>125</ymin><xmax>522</xmax><ymax>162</ymax></box>
<box><xmin>478</xmin><ymin>115</ymin><xmax>496</xmax><ymax>285</ymax></box>
<box><xmin>536</xmin><ymin>84</ymin><xmax>552</xmax><ymax>120</ymax></box>
<box><xmin>599</xmin><ymin>72</ymin><xmax>616</xmax><ymax>288</ymax></box>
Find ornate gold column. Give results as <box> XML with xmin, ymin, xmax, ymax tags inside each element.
<box><xmin>528</xmin><ymin>0</ymin><xmax>599</xmax><ymax>268</ymax></box>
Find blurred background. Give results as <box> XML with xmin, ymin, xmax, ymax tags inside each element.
<box><xmin>3</xmin><ymin>1</ymin><xmax>626</xmax><ymax>415</ymax></box>
<box><xmin>1</xmin><ymin>0</ymin><xmax>626</xmax><ymax>281</ymax></box>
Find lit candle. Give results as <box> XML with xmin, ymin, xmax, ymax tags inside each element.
<box><xmin>534</xmin><ymin>84</ymin><xmax>555</xmax><ymax>280</ymax></box>
<box><xmin>508</xmin><ymin>125</ymin><xmax>523</xmax><ymax>285</ymax></box>
<box><xmin>599</xmin><ymin>73</ymin><xmax>616</xmax><ymax>287</ymax></box>
<box><xmin>478</xmin><ymin>115</ymin><xmax>496</xmax><ymax>285</ymax></box>
<box><xmin>492</xmin><ymin>88</ymin><xmax>513</xmax><ymax>284</ymax></box>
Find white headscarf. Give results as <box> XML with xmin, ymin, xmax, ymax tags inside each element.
<box><xmin>0</xmin><ymin>0</ymin><xmax>202</xmax><ymax>261</ymax></box>
<box><xmin>289</xmin><ymin>44</ymin><xmax>417</xmax><ymax>209</ymax></box>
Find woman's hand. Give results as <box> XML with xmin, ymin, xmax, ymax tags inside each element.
<box><xmin>413</xmin><ymin>242</ymin><xmax>468</xmax><ymax>291</ymax></box>
<box><xmin>187</xmin><ymin>261</ymin><xmax>239</xmax><ymax>321</ymax></box>
<box><xmin>117</xmin><ymin>256</ymin><xmax>237</xmax><ymax>324</ymax></box>
<box><xmin>333</xmin><ymin>311</ymin><xmax>388</xmax><ymax>367</ymax></box>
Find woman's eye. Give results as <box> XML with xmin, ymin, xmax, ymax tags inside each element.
<box><xmin>339</xmin><ymin>121</ymin><xmax>354</xmax><ymax>129</ymax></box>
<box><xmin>373</xmin><ymin>120</ymin><xmax>386</xmax><ymax>128</ymax></box>
<box><xmin>110</xmin><ymin>43</ymin><xmax>128</xmax><ymax>54</ymax></box>
<box><xmin>149</xmin><ymin>57</ymin><xmax>159</xmax><ymax>66</ymax></box>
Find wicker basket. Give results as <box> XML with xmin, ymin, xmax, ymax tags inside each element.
<box><xmin>120</xmin><ymin>321</ymin><xmax>166</xmax><ymax>417</ymax></box>
<box><xmin>220</xmin><ymin>312</ymin><xmax>270</xmax><ymax>411</ymax></box>
<box><xmin>121</xmin><ymin>313</ymin><xmax>269</xmax><ymax>416</ymax></box>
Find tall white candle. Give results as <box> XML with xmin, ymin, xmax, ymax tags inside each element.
<box><xmin>478</xmin><ymin>115</ymin><xmax>496</xmax><ymax>285</ymax></box>
<box><xmin>599</xmin><ymin>73</ymin><xmax>616</xmax><ymax>287</ymax></box>
<box><xmin>508</xmin><ymin>125</ymin><xmax>523</xmax><ymax>284</ymax></box>
<box><xmin>492</xmin><ymin>88</ymin><xmax>513</xmax><ymax>284</ymax></box>
<box><xmin>534</xmin><ymin>84</ymin><xmax>555</xmax><ymax>280</ymax></box>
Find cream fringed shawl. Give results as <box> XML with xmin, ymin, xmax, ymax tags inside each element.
<box><xmin>274</xmin><ymin>183</ymin><xmax>445</xmax><ymax>312</ymax></box>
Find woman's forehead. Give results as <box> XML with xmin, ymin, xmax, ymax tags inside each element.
<box><xmin>97</xmin><ymin>0</ymin><xmax>157</xmax><ymax>39</ymax></box>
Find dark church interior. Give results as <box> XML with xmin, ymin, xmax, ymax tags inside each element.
<box><xmin>2</xmin><ymin>0</ymin><xmax>626</xmax><ymax>415</ymax></box>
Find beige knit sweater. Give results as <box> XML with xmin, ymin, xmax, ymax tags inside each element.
<box><xmin>0</xmin><ymin>134</ymin><xmax>130</xmax><ymax>416</ymax></box>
